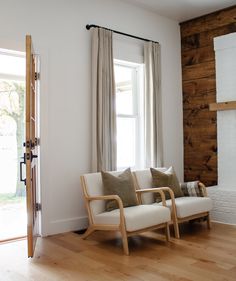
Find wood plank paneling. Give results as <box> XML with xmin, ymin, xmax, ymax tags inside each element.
<box><xmin>182</xmin><ymin>61</ymin><xmax>215</xmax><ymax>81</ymax></box>
<box><xmin>183</xmin><ymin>77</ymin><xmax>216</xmax><ymax>97</ymax></box>
<box><xmin>180</xmin><ymin>5</ymin><xmax>236</xmax><ymax>186</ymax></box>
<box><xmin>181</xmin><ymin>6</ymin><xmax>236</xmax><ymax>37</ymax></box>
<box><xmin>182</xmin><ymin>45</ymin><xmax>214</xmax><ymax>66</ymax></box>
<box><xmin>182</xmin><ymin>23</ymin><xmax>236</xmax><ymax>51</ymax></box>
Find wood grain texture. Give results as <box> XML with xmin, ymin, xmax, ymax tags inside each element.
<box><xmin>180</xmin><ymin>5</ymin><xmax>236</xmax><ymax>37</ymax></box>
<box><xmin>180</xmin><ymin>5</ymin><xmax>236</xmax><ymax>186</ymax></box>
<box><xmin>182</xmin><ymin>61</ymin><xmax>215</xmax><ymax>81</ymax></box>
<box><xmin>0</xmin><ymin>223</ymin><xmax>236</xmax><ymax>281</ymax></box>
<box><xmin>182</xmin><ymin>45</ymin><xmax>214</xmax><ymax>66</ymax></box>
<box><xmin>181</xmin><ymin>23</ymin><xmax>236</xmax><ymax>51</ymax></box>
<box><xmin>209</xmin><ymin>101</ymin><xmax>236</xmax><ymax>111</ymax></box>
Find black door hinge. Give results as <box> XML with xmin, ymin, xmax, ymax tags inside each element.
<box><xmin>23</xmin><ymin>141</ymin><xmax>31</xmax><ymax>148</ymax></box>
<box><xmin>35</xmin><ymin>72</ymin><xmax>40</xmax><ymax>81</ymax></box>
<box><xmin>35</xmin><ymin>137</ymin><xmax>40</xmax><ymax>146</ymax></box>
<box><xmin>35</xmin><ymin>203</ymin><xmax>42</xmax><ymax>211</ymax></box>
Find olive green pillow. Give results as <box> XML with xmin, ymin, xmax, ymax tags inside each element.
<box><xmin>101</xmin><ymin>168</ymin><xmax>138</xmax><ymax>211</ymax></box>
<box><xmin>150</xmin><ymin>167</ymin><xmax>184</xmax><ymax>203</ymax></box>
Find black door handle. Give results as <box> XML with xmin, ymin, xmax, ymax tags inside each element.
<box><xmin>20</xmin><ymin>160</ymin><xmax>26</xmax><ymax>185</ymax></box>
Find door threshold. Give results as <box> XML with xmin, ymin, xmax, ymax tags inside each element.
<box><xmin>0</xmin><ymin>235</ymin><xmax>26</xmax><ymax>245</ymax></box>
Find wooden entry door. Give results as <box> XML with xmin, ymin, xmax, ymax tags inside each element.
<box><xmin>25</xmin><ymin>35</ymin><xmax>40</xmax><ymax>257</ymax></box>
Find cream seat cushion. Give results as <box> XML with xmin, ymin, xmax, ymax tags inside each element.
<box><xmin>157</xmin><ymin>197</ymin><xmax>213</xmax><ymax>218</ymax></box>
<box><xmin>94</xmin><ymin>205</ymin><xmax>171</xmax><ymax>232</ymax></box>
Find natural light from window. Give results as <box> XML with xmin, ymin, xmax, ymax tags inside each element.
<box><xmin>0</xmin><ymin>48</ymin><xmax>26</xmax><ymax>241</ymax></box>
<box><xmin>114</xmin><ymin>60</ymin><xmax>144</xmax><ymax>170</ymax></box>
<box><xmin>0</xmin><ymin>49</ymin><xmax>25</xmax><ymax>78</ymax></box>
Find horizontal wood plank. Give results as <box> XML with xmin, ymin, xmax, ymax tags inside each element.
<box><xmin>183</xmin><ymin>95</ymin><xmax>216</xmax><ymax>110</ymax></box>
<box><xmin>183</xmin><ymin>109</ymin><xmax>216</xmax><ymax>120</ymax></box>
<box><xmin>180</xmin><ymin>6</ymin><xmax>236</xmax><ymax>37</ymax></box>
<box><xmin>181</xmin><ymin>23</ymin><xmax>236</xmax><ymax>51</ymax></box>
<box><xmin>182</xmin><ymin>45</ymin><xmax>214</xmax><ymax>66</ymax></box>
<box><xmin>184</xmin><ymin>121</ymin><xmax>216</xmax><ymax>131</ymax></box>
<box><xmin>182</xmin><ymin>61</ymin><xmax>215</xmax><ymax>81</ymax></box>
<box><xmin>183</xmin><ymin>77</ymin><xmax>216</xmax><ymax>97</ymax></box>
<box><xmin>209</xmin><ymin>101</ymin><xmax>236</xmax><ymax>111</ymax></box>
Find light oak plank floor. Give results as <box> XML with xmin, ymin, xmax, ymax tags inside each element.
<box><xmin>0</xmin><ymin>222</ymin><xmax>236</xmax><ymax>281</ymax></box>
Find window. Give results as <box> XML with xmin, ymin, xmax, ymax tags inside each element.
<box><xmin>114</xmin><ymin>60</ymin><xmax>144</xmax><ymax>170</ymax></box>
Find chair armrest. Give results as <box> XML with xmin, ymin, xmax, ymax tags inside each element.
<box><xmin>136</xmin><ymin>187</ymin><xmax>177</xmax><ymax>223</ymax></box>
<box><xmin>87</xmin><ymin>195</ymin><xmax>124</xmax><ymax>210</ymax></box>
<box><xmin>136</xmin><ymin>187</ymin><xmax>175</xmax><ymax>207</ymax></box>
<box><xmin>198</xmin><ymin>182</ymin><xmax>208</xmax><ymax>197</ymax></box>
<box><xmin>136</xmin><ymin>188</ymin><xmax>166</xmax><ymax>206</ymax></box>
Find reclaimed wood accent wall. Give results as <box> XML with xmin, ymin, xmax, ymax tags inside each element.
<box><xmin>180</xmin><ymin>5</ymin><xmax>236</xmax><ymax>186</ymax></box>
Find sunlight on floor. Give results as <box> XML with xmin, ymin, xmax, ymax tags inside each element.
<box><xmin>0</xmin><ymin>199</ymin><xmax>27</xmax><ymax>240</ymax></box>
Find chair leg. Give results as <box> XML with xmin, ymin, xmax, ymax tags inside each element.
<box><xmin>81</xmin><ymin>226</ymin><xmax>95</xmax><ymax>240</ymax></box>
<box><xmin>207</xmin><ymin>213</ymin><xmax>212</xmax><ymax>229</ymax></box>
<box><xmin>165</xmin><ymin>223</ymin><xmax>170</xmax><ymax>242</ymax></box>
<box><xmin>173</xmin><ymin>218</ymin><xmax>180</xmax><ymax>239</ymax></box>
<box><xmin>120</xmin><ymin>225</ymin><xmax>129</xmax><ymax>255</ymax></box>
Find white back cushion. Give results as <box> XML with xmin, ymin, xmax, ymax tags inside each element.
<box><xmin>83</xmin><ymin>171</ymin><xmax>124</xmax><ymax>215</ymax></box>
<box><xmin>134</xmin><ymin>168</ymin><xmax>167</xmax><ymax>204</ymax></box>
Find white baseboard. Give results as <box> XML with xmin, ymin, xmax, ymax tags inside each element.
<box><xmin>43</xmin><ymin>216</ymin><xmax>88</xmax><ymax>236</ymax></box>
<box><xmin>211</xmin><ymin>220</ymin><xmax>236</xmax><ymax>226</ymax></box>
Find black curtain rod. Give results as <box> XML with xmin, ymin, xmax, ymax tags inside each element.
<box><xmin>86</xmin><ymin>24</ymin><xmax>159</xmax><ymax>44</ymax></box>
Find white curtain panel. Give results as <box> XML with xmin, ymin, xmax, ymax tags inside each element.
<box><xmin>91</xmin><ymin>28</ymin><xmax>117</xmax><ymax>172</ymax></box>
<box><xmin>144</xmin><ymin>41</ymin><xmax>163</xmax><ymax>167</ymax></box>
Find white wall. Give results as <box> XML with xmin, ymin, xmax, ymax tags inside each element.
<box><xmin>0</xmin><ymin>0</ymin><xmax>183</xmax><ymax>235</ymax></box>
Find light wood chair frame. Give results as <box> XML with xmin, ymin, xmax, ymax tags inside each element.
<box><xmin>133</xmin><ymin>174</ymin><xmax>211</xmax><ymax>239</ymax></box>
<box><xmin>80</xmin><ymin>175</ymin><xmax>171</xmax><ymax>255</ymax></box>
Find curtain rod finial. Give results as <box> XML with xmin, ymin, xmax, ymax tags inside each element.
<box><xmin>86</xmin><ymin>24</ymin><xmax>91</xmax><ymax>30</ymax></box>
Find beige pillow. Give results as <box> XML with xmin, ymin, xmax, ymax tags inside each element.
<box><xmin>101</xmin><ymin>168</ymin><xmax>138</xmax><ymax>211</ymax></box>
<box><xmin>150</xmin><ymin>167</ymin><xmax>184</xmax><ymax>203</ymax></box>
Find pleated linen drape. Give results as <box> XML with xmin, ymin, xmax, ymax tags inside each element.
<box><xmin>91</xmin><ymin>28</ymin><xmax>117</xmax><ymax>172</ymax></box>
<box><xmin>144</xmin><ymin>41</ymin><xmax>163</xmax><ymax>168</ymax></box>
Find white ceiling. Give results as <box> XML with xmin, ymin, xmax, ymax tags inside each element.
<box><xmin>120</xmin><ymin>0</ymin><xmax>236</xmax><ymax>22</ymax></box>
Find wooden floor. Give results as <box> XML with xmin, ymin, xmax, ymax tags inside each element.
<box><xmin>0</xmin><ymin>222</ymin><xmax>236</xmax><ymax>281</ymax></box>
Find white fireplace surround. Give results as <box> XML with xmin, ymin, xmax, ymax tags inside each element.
<box><xmin>207</xmin><ymin>32</ymin><xmax>236</xmax><ymax>225</ymax></box>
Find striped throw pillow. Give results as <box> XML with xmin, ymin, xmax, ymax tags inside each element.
<box><xmin>180</xmin><ymin>181</ymin><xmax>204</xmax><ymax>197</ymax></box>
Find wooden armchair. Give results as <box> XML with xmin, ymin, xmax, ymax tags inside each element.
<box><xmin>133</xmin><ymin>168</ymin><xmax>213</xmax><ymax>238</ymax></box>
<box><xmin>80</xmin><ymin>171</ymin><xmax>171</xmax><ymax>255</ymax></box>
